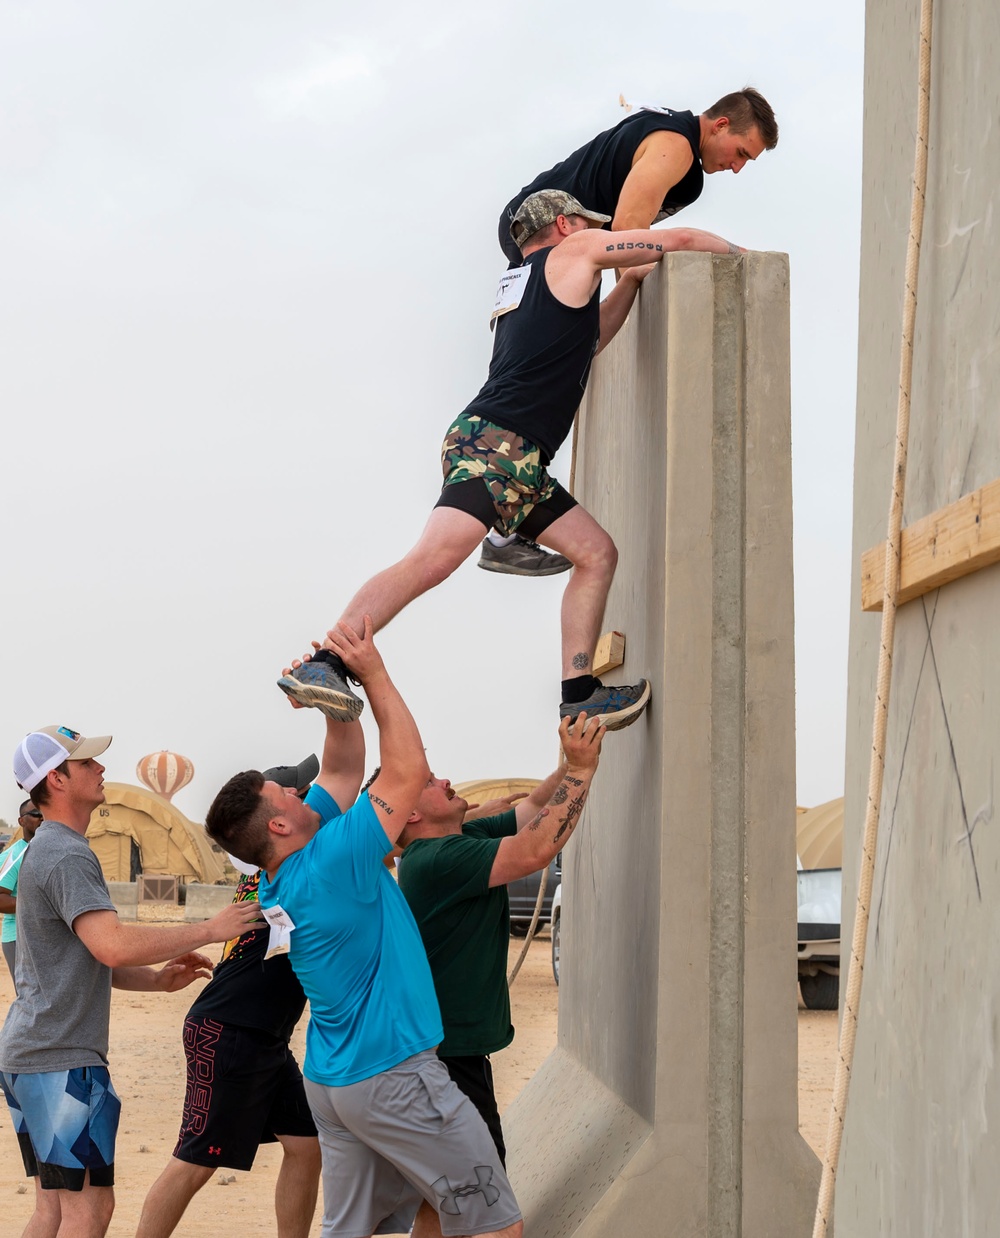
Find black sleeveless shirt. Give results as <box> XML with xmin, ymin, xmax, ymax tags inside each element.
<box><xmin>461</xmin><ymin>247</ymin><xmax>601</xmax><ymax>465</ymax></box>
<box><xmin>503</xmin><ymin>108</ymin><xmax>703</xmax><ymax>226</ymax></box>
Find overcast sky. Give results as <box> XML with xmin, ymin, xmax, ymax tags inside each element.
<box><xmin>0</xmin><ymin>0</ymin><xmax>864</xmax><ymax>823</ymax></box>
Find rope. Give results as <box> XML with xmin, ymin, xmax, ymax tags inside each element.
<box><xmin>811</xmin><ymin>1</ymin><xmax>933</xmax><ymax>1231</ymax></box>
<box><xmin>507</xmin><ymin>862</ymin><xmax>550</xmax><ymax>986</ymax></box>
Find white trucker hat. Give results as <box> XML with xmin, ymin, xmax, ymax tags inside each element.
<box><xmin>13</xmin><ymin>725</ymin><xmax>112</xmax><ymax>792</ymax></box>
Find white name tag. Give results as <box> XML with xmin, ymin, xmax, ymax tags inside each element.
<box><xmin>490</xmin><ymin>265</ymin><xmax>532</xmax><ymax>325</ymax></box>
<box><xmin>262</xmin><ymin>903</ymin><xmax>296</xmax><ymax>959</ymax></box>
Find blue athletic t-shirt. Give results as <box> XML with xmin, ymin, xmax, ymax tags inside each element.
<box><xmin>259</xmin><ymin>791</ymin><xmax>442</xmax><ymax>1087</ymax></box>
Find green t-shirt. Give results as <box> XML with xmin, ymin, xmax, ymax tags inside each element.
<box><xmin>397</xmin><ymin>811</ymin><xmax>517</xmax><ymax>1056</ymax></box>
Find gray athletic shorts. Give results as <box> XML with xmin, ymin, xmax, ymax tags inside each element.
<box><xmin>304</xmin><ymin>1049</ymin><xmax>521</xmax><ymax>1238</ymax></box>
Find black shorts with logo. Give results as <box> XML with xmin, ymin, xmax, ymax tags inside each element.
<box><xmin>438</xmin><ymin>1053</ymin><xmax>506</xmax><ymax>1167</ymax></box>
<box><xmin>173</xmin><ymin>1016</ymin><xmax>317</xmax><ymax>1171</ymax></box>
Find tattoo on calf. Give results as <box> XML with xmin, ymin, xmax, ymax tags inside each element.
<box><xmin>571</xmin><ymin>652</ymin><xmax>590</xmax><ymax>670</ymax></box>
<box><xmin>370</xmin><ymin>795</ymin><xmax>393</xmax><ymax>815</ymax></box>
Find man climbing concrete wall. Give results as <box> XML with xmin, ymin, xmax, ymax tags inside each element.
<box><xmin>840</xmin><ymin>2</ymin><xmax>1000</xmax><ymax>1233</ymax></box>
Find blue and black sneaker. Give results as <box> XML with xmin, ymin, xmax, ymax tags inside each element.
<box><xmin>558</xmin><ymin>679</ymin><xmax>651</xmax><ymax>732</ymax></box>
<box><xmin>277</xmin><ymin>658</ymin><xmax>364</xmax><ymax>722</ymax></box>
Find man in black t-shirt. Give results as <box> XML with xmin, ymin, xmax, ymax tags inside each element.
<box><xmin>279</xmin><ymin>191</ymin><xmax>742</xmax><ymax>735</ymax></box>
<box><xmin>481</xmin><ymin>87</ymin><xmax>777</xmax><ymax>578</ymax></box>
<box><xmin>135</xmin><ymin>720</ymin><xmax>365</xmax><ymax>1238</ymax></box>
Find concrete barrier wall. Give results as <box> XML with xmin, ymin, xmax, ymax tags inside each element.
<box><xmin>841</xmin><ymin>2</ymin><xmax>1000</xmax><ymax>1233</ymax></box>
<box><xmin>106</xmin><ymin>880</ymin><xmax>138</xmax><ymax>922</ymax></box>
<box><xmin>504</xmin><ymin>251</ymin><xmax>817</xmax><ymax>1237</ymax></box>
<box><xmin>184</xmin><ymin>883</ymin><xmax>236</xmax><ymax>921</ymax></box>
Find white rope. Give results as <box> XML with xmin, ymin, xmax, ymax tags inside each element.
<box><xmin>811</xmin><ymin>1</ymin><xmax>933</xmax><ymax>1231</ymax></box>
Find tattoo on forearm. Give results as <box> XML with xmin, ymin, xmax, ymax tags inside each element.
<box><xmin>605</xmin><ymin>241</ymin><xmax>663</xmax><ymax>253</ymax></box>
<box><xmin>527</xmin><ymin>807</ymin><xmax>549</xmax><ymax>832</ymax></box>
<box><xmin>564</xmin><ymin>776</ymin><xmax>583</xmax><ymax>787</ymax></box>
<box><xmin>572</xmin><ymin>652</ymin><xmax>590</xmax><ymax>670</ymax></box>
<box><xmin>552</xmin><ymin>795</ymin><xmax>586</xmax><ymax>844</ymax></box>
<box><xmin>551</xmin><ymin>785</ymin><xmax>568</xmax><ymax>805</ymax></box>
<box><xmin>370</xmin><ymin>795</ymin><xmax>393</xmax><ymax>815</ymax></box>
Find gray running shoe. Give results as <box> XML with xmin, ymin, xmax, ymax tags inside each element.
<box><xmin>559</xmin><ymin>679</ymin><xmax>651</xmax><ymax>732</ymax></box>
<box><xmin>277</xmin><ymin>660</ymin><xmax>364</xmax><ymax>722</ymax></box>
<box><xmin>478</xmin><ymin>536</ymin><xmax>573</xmax><ymax>576</ymax></box>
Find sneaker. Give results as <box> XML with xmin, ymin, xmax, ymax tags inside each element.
<box><xmin>478</xmin><ymin>536</ymin><xmax>573</xmax><ymax>577</ymax></box>
<box><xmin>277</xmin><ymin>660</ymin><xmax>364</xmax><ymax>722</ymax></box>
<box><xmin>559</xmin><ymin>679</ymin><xmax>651</xmax><ymax>732</ymax></box>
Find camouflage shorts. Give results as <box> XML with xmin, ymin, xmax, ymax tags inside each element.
<box><xmin>440</xmin><ymin>413</ymin><xmax>557</xmax><ymax>538</ymax></box>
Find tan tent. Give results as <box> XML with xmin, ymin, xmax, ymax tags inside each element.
<box><xmin>453</xmin><ymin>778</ymin><xmax>540</xmax><ymax>809</ymax></box>
<box><xmin>796</xmin><ymin>796</ymin><xmax>844</xmax><ymax>870</ymax></box>
<box><xmin>86</xmin><ymin>782</ymin><xmax>225</xmax><ymax>884</ymax></box>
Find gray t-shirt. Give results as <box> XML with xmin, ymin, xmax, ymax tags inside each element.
<box><xmin>0</xmin><ymin>820</ymin><xmax>116</xmax><ymax>1073</ymax></box>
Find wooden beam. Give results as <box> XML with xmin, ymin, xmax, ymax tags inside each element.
<box><xmin>593</xmin><ymin>630</ymin><xmax>625</xmax><ymax>676</ymax></box>
<box><xmin>861</xmin><ymin>476</ymin><xmax>1000</xmax><ymax>611</ymax></box>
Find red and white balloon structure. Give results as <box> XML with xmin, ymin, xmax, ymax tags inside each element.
<box><xmin>136</xmin><ymin>751</ymin><xmax>194</xmax><ymax>802</ymax></box>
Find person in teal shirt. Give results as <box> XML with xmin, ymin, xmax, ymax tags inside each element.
<box><xmin>0</xmin><ymin>800</ymin><xmax>42</xmax><ymax>988</ymax></box>
<box><xmin>205</xmin><ymin>621</ymin><xmax>523</xmax><ymax>1238</ymax></box>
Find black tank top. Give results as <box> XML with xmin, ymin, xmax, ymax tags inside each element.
<box><xmin>461</xmin><ymin>247</ymin><xmax>600</xmax><ymax>465</ymax></box>
<box><xmin>503</xmin><ymin>109</ymin><xmax>703</xmax><ymax>226</ymax></box>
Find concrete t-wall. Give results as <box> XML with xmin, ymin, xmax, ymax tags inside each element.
<box><xmin>503</xmin><ymin>251</ymin><xmax>817</xmax><ymax>1237</ymax></box>
<box><xmin>840</xmin><ymin>1</ymin><xmax>1000</xmax><ymax>1233</ymax></box>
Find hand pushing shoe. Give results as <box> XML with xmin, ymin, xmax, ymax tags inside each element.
<box><xmin>478</xmin><ymin>536</ymin><xmax>573</xmax><ymax>577</ymax></box>
<box><xmin>558</xmin><ymin>679</ymin><xmax>650</xmax><ymax>732</ymax></box>
<box><xmin>278</xmin><ymin>656</ymin><xmax>364</xmax><ymax>722</ymax></box>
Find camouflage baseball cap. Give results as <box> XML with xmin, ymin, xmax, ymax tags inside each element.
<box><xmin>509</xmin><ymin>190</ymin><xmax>611</xmax><ymax>250</ymax></box>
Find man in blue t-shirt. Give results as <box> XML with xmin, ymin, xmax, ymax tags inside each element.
<box><xmin>205</xmin><ymin>621</ymin><xmax>523</xmax><ymax>1238</ymax></box>
<box><xmin>136</xmin><ymin>722</ymin><xmax>365</xmax><ymax>1238</ymax></box>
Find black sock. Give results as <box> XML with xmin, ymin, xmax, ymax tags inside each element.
<box><xmin>561</xmin><ymin>675</ymin><xmax>600</xmax><ymax>705</ymax></box>
<box><xmin>311</xmin><ymin>648</ymin><xmax>347</xmax><ymax>675</ymax></box>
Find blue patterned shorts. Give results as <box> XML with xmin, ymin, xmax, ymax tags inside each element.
<box><xmin>2</xmin><ymin>1066</ymin><xmax>121</xmax><ymax>1190</ymax></box>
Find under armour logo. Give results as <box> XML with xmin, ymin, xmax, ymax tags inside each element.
<box><xmin>432</xmin><ymin>1166</ymin><xmax>501</xmax><ymax>1215</ymax></box>
<box><xmin>208</xmin><ymin>1146</ymin><xmax>222</xmax><ymax>1155</ymax></box>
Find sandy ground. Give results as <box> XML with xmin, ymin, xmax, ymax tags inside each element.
<box><xmin>0</xmin><ymin>915</ymin><xmax>837</xmax><ymax>1236</ymax></box>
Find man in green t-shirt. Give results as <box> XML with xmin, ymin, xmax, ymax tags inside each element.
<box><xmin>396</xmin><ymin>713</ymin><xmax>604</xmax><ymax>1238</ymax></box>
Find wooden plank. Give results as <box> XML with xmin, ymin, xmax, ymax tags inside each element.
<box><xmin>861</xmin><ymin>476</ymin><xmax>1000</xmax><ymax>611</ymax></box>
<box><xmin>593</xmin><ymin>630</ymin><xmax>625</xmax><ymax>676</ymax></box>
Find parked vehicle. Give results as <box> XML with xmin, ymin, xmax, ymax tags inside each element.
<box><xmin>797</xmin><ymin>863</ymin><xmax>841</xmax><ymax>1010</ymax></box>
<box><xmin>550</xmin><ymin>882</ymin><xmax>562</xmax><ymax>985</ymax></box>
<box><xmin>549</xmin><ymin>862</ymin><xmax>840</xmax><ymax>1001</ymax></box>
<box><xmin>507</xmin><ymin>853</ymin><xmax>561</xmax><ymax>935</ymax></box>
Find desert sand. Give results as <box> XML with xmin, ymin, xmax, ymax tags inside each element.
<box><xmin>0</xmin><ymin>918</ymin><xmax>836</xmax><ymax>1235</ymax></box>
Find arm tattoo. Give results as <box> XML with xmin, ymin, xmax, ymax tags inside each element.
<box><xmin>527</xmin><ymin>807</ymin><xmax>549</xmax><ymax>832</ymax></box>
<box><xmin>727</xmin><ymin>240</ymin><xmax>741</xmax><ymax>255</ymax></box>
<box><xmin>552</xmin><ymin>794</ymin><xmax>586</xmax><ymax>844</ymax></box>
<box><xmin>370</xmin><ymin>795</ymin><xmax>394</xmax><ymax>815</ymax></box>
<box><xmin>605</xmin><ymin>241</ymin><xmax>663</xmax><ymax>253</ymax></box>
<box><xmin>551</xmin><ymin>785</ymin><xmax>568</xmax><ymax>805</ymax></box>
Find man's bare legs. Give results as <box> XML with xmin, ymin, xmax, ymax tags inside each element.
<box><xmin>135</xmin><ymin>1136</ymin><xmax>319</xmax><ymax>1238</ymax></box>
<box><xmin>339</xmin><ymin>508</ymin><xmax>488</xmax><ymax>634</ymax></box>
<box><xmin>134</xmin><ymin>1159</ymin><xmax>213</xmax><ymax>1238</ymax></box>
<box><xmin>411</xmin><ymin>1198</ymin><xmax>523</xmax><ymax>1238</ymax></box>
<box><xmin>24</xmin><ymin>1177</ymin><xmax>115</xmax><ymax>1238</ymax></box>
<box><xmin>273</xmin><ymin>1134</ymin><xmax>321</xmax><ymax>1238</ymax></box>
<box><xmin>533</xmin><ymin>505</ymin><xmax>618</xmax><ymax>678</ymax></box>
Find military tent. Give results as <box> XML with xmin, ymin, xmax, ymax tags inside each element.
<box><xmin>86</xmin><ymin>782</ymin><xmax>225</xmax><ymax>884</ymax></box>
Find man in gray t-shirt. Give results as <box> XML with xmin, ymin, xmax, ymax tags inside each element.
<box><xmin>1</xmin><ymin>726</ymin><xmax>264</xmax><ymax>1238</ymax></box>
